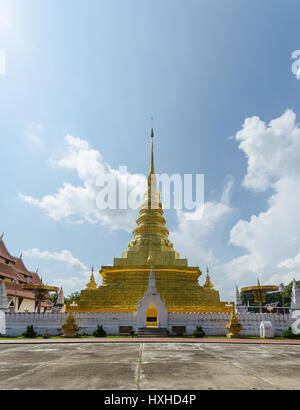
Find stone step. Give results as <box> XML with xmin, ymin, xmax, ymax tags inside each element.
<box><xmin>137</xmin><ymin>327</ymin><xmax>168</xmax><ymax>337</ymax></box>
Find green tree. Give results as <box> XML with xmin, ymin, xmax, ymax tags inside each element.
<box><xmin>65</xmin><ymin>291</ymin><xmax>81</xmax><ymax>303</ymax></box>
<box><xmin>93</xmin><ymin>325</ymin><xmax>106</xmax><ymax>337</ymax></box>
<box><xmin>22</xmin><ymin>325</ymin><xmax>38</xmax><ymax>338</ymax></box>
<box><xmin>193</xmin><ymin>326</ymin><xmax>205</xmax><ymax>338</ymax></box>
<box><xmin>281</xmin><ymin>327</ymin><xmax>299</xmax><ymax>339</ymax></box>
<box><xmin>50</xmin><ymin>292</ymin><xmax>58</xmax><ymax>305</ymax></box>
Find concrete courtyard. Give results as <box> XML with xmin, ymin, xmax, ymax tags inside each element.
<box><xmin>0</xmin><ymin>341</ymin><xmax>300</xmax><ymax>390</ymax></box>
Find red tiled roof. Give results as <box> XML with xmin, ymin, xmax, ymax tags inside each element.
<box><xmin>31</xmin><ymin>273</ymin><xmax>42</xmax><ymax>285</ymax></box>
<box><xmin>0</xmin><ymin>238</ymin><xmax>53</xmax><ymax>310</ymax></box>
<box><xmin>0</xmin><ymin>262</ymin><xmax>27</xmax><ymax>283</ymax></box>
<box><xmin>0</xmin><ymin>238</ymin><xmax>16</xmax><ymax>263</ymax></box>
<box><xmin>0</xmin><ymin>279</ymin><xmax>36</xmax><ymax>299</ymax></box>
<box><xmin>14</xmin><ymin>257</ymin><xmax>33</xmax><ymax>277</ymax></box>
<box><xmin>1</xmin><ymin>280</ymin><xmax>53</xmax><ymax>307</ymax></box>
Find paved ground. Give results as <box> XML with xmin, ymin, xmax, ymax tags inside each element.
<box><xmin>1</xmin><ymin>342</ymin><xmax>300</xmax><ymax>390</ymax></box>
<box><xmin>1</xmin><ymin>337</ymin><xmax>300</xmax><ymax>344</ymax></box>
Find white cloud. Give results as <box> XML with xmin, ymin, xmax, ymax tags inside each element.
<box><xmin>25</xmin><ymin>122</ymin><xmax>44</xmax><ymax>145</ymax></box>
<box><xmin>22</xmin><ymin>248</ymin><xmax>95</xmax><ymax>296</ymax></box>
<box><xmin>170</xmin><ymin>176</ymin><xmax>233</xmax><ymax>268</ymax></box>
<box><xmin>20</xmin><ymin>134</ymin><xmax>146</xmax><ymax>232</ymax></box>
<box><xmin>0</xmin><ymin>1</ymin><xmax>13</xmax><ymax>33</ymax></box>
<box><xmin>23</xmin><ymin>248</ymin><xmax>88</xmax><ymax>272</ymax></box>
<box><xmin>278</xmin><ymin>251</ymin><xmax>300</xmax><ymax>270</ymax></box>
<box><xmin>219</xmin><ymin>110</ymin><xmax>300</xmax><ymax>295</ymax></box>
<box><xmin>236</xmin><ymin>109</ymin><xmax>300</xmax><ymax>191</ymax></box>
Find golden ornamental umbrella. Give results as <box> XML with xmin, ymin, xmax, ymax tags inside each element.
<box><xmin>241</xmin><ymin>279</ymin><xmax>279</xmax><ymax>314</ymax></box>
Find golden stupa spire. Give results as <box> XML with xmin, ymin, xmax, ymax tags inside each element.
<box><xmin>86</xmin><ymin>266</ymin><xmax>97</xmax><ymax>289</ymax></box>
<box><xmin>149</xmin><ymin>128</ymin><xmax>155</xmax><ymax>175</ymax></box>
<box><xmin>131</xmin><ymin>129</ymin><xmax>170</xmax><ymax>250</ymax></box>
<box><xmin>147</xmin><ymin>127</ymin><xmax>158</xmax><ymax>209</ymax></box>
<box><xmin>203</xmin><ymin>267</ymin><xmax>214</xmax><ymax>289</ymax></box>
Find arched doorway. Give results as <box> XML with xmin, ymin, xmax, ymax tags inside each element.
<box><xmin>146</xmin><ymin>303</ymin><xmax>158</xmax><ymax>328</ymax></box>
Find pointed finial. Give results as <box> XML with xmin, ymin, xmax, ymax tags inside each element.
<box><xmin>86</xmin><ymin>266</ymin><xmax>97</xmax><ymax>289</ymax></box>
<box><xmin>36</xmin><ymin>268</ymin><xmax>39</xmax><ymax>274</ymax></box>
<box><xmin>203</xmin><ymin>269</ymin><xmax>214</xmax><ymax>289</ymax></box>
<box><xmin>0</xmin><ymin>232</ymin><xmax>4</xmax><ymax>239</ymax></box>
<box><xmin>19</xmin><ymin>252</ymin><xmax>23</xmax><ymax>259</ymax></box>
<box><xmin>257</xmin><ymin>278</ymin><xmax>261</xmax><ymax>287</ymax></box>
<box><xmin>149</xmin><ymin>129</ymin><xmax>155</xmax><ymax>176</ymax></box>
<box><xmin>147</xmin><ymin>264</ymin><xmax>157</xmax><ymax>296</ymax></box>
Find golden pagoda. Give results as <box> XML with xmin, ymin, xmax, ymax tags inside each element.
<box><xmin>70</xmin><ymin>129</ymin><xmax>230</xmax><ymax>313</ymax></box>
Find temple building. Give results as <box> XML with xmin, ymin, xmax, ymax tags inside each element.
<box><xmin>0</xmin><ymin>235</ymin><xmax>52</xmax><ymax>312</ymax></box>
<box><xmin>71</xmin><ymin>130</ymin><xmax>230</xmax><ymax>315</ymax></box>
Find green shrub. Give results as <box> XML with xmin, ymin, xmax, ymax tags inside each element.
<box><xmin>193</xmin><ymin>326</ymin><xmax>205</xmax><ymax>338</ymax></box>
<box><xmin>281</xmin><ymin>327</ymin><xmax>299</xmax><ymax>339</ymax></box>
<box><xmin>22</xmin><ymin>325</ymin><xmax>38</xmax><ymax>338</ymax></box>
<box><xmin>93</xmin><ymin>325</ymin><xmax>106</xmax><ymax>337</ymax></box>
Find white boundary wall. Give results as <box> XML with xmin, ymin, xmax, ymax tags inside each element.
<box><xmin>168</xmin><ymin>312</ymin><xmax>293</xmax><ymax>336</ymax></box>
<box><xmin>4</xmin><ymin>312</ymin><xmax>136</xmax><ymax>337</ymax></box>
<box><xmin>3</xmin><ymin>311</ymin><xmax>293</xmax><ymax>337</ymax></box>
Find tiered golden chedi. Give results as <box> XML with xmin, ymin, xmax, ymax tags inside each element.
<box><xmin>71</xmin><ymin>130</ymin><xmax>229</xmax><ymax>313</ymax></box>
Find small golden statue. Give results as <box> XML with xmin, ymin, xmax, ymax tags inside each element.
<box><xmin>226</xmin><ymin>302</ymin><xmax>242</xmax><ymax>338</ymax></box>
<box><xmin>61</xmin><ymin>311</ymin><xmax>79</xmax><ymax>337</ymax></box>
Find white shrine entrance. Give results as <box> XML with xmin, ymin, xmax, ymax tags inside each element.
<box><xmin>146</xmin><ymin>303</ymin><xmax>158</xmax><ymax>328</ymax></box>
<box><xmin>136</xmin><ymin>266</ymin><xmax>168</xmax><ymax>329</ymax></box>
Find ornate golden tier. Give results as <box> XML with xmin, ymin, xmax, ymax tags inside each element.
<box><xmin>70</xmin><ymin>129</ymin><xmax>230</xmax><ymax>313</ymax></box>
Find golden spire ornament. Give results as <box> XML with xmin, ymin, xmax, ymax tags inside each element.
<box><xmin>203</xmin><ymin>267</ymin><xmax>214</xmax><ymax>289</ymax></box>
<box><xmin>86</xmin><ymin>266</ymin><xmax>97</xmax><ymax>289</ymax></box>
<box><xmin>226</xmin><ymin>302</ymin><xmax>243</xmax><ymax>338</ymax></box>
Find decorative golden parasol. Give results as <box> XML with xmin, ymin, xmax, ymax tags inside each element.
<box><xmin>241</xmin><ymin>279</ymin><xmax>279</xmax><ymax>314</ymax></box>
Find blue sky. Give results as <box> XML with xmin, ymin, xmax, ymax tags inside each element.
<box><xmin>1</xmin><ymin>0</ymin><xmax>300</xmax><ymax>300</ymax></box>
